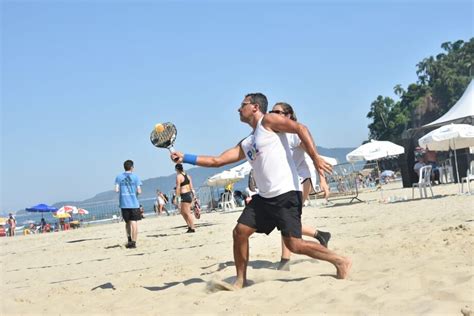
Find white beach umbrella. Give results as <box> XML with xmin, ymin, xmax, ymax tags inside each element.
<box><xmin>346</xmin><ymin>140</ymin><xmax>404</xmax><ymax>199</ymax></box>
<box><xmin>418</xmin><ymin>123</ymin><xmax>474</xmax><ymax>186</ymax></box>
<box><xmin>206</xmin><ymin>170</ymin><xmax>245</xmax><ymax>187</ymax></box>
<box><xmin>418</xmin><ymin>124</ymin><xmax>474</xmax><ymax>151</ymax></box>
<box><xmin>228</xmin><ymin>161</ymin><xmax>252</xmax><ymax>177</ymax></box>
<box><xmin>320</xmin><ymin>155</ymin><xmax>338</xmax><ymax>166</ymax></box>
<box><xmin>346</xmin><ymin>140</ymin><xmax>405</xmax><ymax>162</ymax></box>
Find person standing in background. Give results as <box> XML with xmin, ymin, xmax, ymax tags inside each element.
<box><xmin>115</xmin><ymin>160</ymin><xmax>142</xmax><ymax>249</ymax></box>
<box><xmin>174</xmin><ymin>163</ymin><xmax>196</xmax><ymax>233</ymax></box>
<box><xmin>7</xmin><ymin>213</ymin><xmax>16</xmax><ymax>237</ymax></box>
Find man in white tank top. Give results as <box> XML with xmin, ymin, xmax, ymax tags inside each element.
<box><xmin>171</xmin><ymin>93</ymin><xmax>351</xmax><ymax>290</ymax></box>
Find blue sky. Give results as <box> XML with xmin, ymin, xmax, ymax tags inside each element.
<box><xmin>1</xmin><ymin>0</ymin><xmax>472</xmax><ymax>211</ymax></box>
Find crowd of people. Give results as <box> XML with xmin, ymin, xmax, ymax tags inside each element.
<box><xmin>1</xmin><ymin>212</ymin><xmax>77</xmax><ymax>237</ymax></box>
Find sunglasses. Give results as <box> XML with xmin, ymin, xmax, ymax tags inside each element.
<box><xmin>240</xmin><ymin>102</ymin><xmax>254</xmax><ymax>108</ymax></box>
<box><xmin>269</xmin><ymin>110</ymin><xmax>288</xmax><ymax>115</ymax></box>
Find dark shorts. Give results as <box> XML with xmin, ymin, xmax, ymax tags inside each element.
<box><xmin>121</xmin><ymin>208</ymin><xmax>142</xmax><ymax>222</ymax></box>
<box><xmin>237</xmin><ymin>191</ymin><xmax>302</xmax><ymax>238</ymax></box>
<box><xmin>181</xmin><ymin>192</ymin><xmax>193</xmax><ymax>203</ymax></box>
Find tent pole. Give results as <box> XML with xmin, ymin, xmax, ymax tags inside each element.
<box><xmin>453</xmin><ymin>141</ymin><xmax>461</xmax><ymax>193</ymax></box>
<box><xmin>377</xmin><ymin>160</ymin><xmax>384</xmax><ymax>201</ymax></box>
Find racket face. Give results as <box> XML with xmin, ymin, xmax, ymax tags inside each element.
<box><xmin>150</xmin><ymin>122</ymin><xmax>177</xmax><ymax>148</ymax></box>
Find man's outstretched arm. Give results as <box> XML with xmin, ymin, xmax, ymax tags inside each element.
<box><xmin>171</xmin><ymin>143</ymin><xmax>246</xmax><ymax>168</ymax></box>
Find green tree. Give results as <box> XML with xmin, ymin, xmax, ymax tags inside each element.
<box><xmin>416</xmin><ymin>39</ymin><xmax>473</xmax><ymax>118</ymax></box>
<box><xmin>366</xmin><ymin>38</ymin><xmax>473</xmax><ymax>144</ymax></box>
<box><xmin>366</xmin><ymin>96</ymin><xmax>395</xmax><ymax>140</ymax></box>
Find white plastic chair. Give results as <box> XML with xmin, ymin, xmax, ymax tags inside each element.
<box><xmin>219</xmin><ymin>192</ymin><xmax>236</xmax><ymax>211</ymax></box>
<box><xmin>439</xmin><ymin>159</ymin><xmax>454</xmax><ymax>184</ymax></box>
<box><xmin>461</xmin><ymin>160</ymin><xmax>474</xmax><ymax>194</ymax></box>
<box><xmin>412</xmin><ymin>165</ymin><xmax>434</xmax><ymax>199</ymax></box>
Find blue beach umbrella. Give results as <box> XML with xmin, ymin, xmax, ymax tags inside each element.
<box><xmin>26</xmin><ymin>203</ymin><xmax>58</xmax><ymax>219</ymax></box>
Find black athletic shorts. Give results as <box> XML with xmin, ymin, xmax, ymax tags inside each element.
<box><xmin>121</xmin><ymin>208</ymin><xmax>142</xmax><ymax>222</ymax></box>
<box><xmin>237</xmin><ymin>191</ymin><xmax>302</xmax><ymax>238</ymax></box>
<box><xmin>180</xmin><ymin>192</ymin><xmax>193</xmax><ymax>203</ymax></box>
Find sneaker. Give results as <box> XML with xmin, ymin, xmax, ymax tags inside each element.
<box><xmin>315</xmin><ymin>231</ymin><xmax>331</xmax><ymax>248</ymax></box>
<box><xmin>186</xmin><ymin>228</ymin><xmax>196</xmax><ymax>233</ymax></box>
<box><xmin>125</xmin><ymin>241</ymin><xmax>136</xmax><ymax>249</ymax></box>
<box><xmin>277</xmin><ymin>259</ymin><xmax>290</xmax><ymax>271</ymax></box>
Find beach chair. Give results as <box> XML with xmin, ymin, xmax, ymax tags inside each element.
<box><xmin>219</xmin><ymin>192</ymin><xmax>236</xmax><ymax>211</ymax></box>
<box><xmin>439</xmin><ymin>159</ymin><xmax>454</xmax><ymax>184</ymax></box>
<box><xmin>412</xmin><ymin>165</ymin><xmax>434</xmax><ymax>199</ymax></box>
<box><xmin>461</xmin><ymin>160</ymin><xmax>474</xmax><ymax>194</ymax></box>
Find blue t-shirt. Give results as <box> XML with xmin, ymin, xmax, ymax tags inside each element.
<box><xmin>115</xmin><ymin>172</ymin><xmax>142</xmax><ymax>209</ymax></box>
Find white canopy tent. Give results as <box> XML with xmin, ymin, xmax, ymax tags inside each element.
<box><xmin>424</xmin><ymin>80</ymin><xmax>474</xmax><ymax>127</ymax></box>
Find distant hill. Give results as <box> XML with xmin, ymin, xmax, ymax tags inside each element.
<box><xmin>51</xmin><ymin>146</ymin><xmax>355</xmax><ymax>206</ymax></box>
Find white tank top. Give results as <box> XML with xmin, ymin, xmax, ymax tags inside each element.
<box><xmin>287</xmin><ymin>133</ymin><xmax>316</xmax><ymax>181</ymax></box>
<box><xmin>240</xmin><ymin>117</ymin><xmax>300</xmax><ymax>198</ymax></box>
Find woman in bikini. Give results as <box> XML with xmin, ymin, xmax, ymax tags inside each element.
<box><xmin>174</xmin><ymin>163</ymin><xmax>196</xmax><ymax>233</ymax></box>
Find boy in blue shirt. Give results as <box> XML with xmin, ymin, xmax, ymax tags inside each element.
<box><xmin>115</xmin><ymin>160</ymin><xmax>142</xmax><ymax>248</ymax></box>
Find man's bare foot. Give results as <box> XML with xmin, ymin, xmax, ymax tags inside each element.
<box><xmin>233</xmin><ymin>278</ymin><xmax>245</xmax><ymax>289</ymax></box>
<box><xmin>335</xmin><ymin>257</ymin><xmax>352</xmax><ymax>279</ymax></box>
<box><xmin>209</xmin><ymin>278</ymin><xmax>245</xmax><ymax>291</ymax></box>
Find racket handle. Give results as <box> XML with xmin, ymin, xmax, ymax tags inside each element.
<box><xmin>169</xmin><ymin>147</ymin><xmax>179</xmax><ymax>162</ymax></box>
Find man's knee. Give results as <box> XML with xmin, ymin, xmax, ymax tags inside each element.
<box><xmin>233</xmin><ymin>224</ymin><xmax>253</xmax><ymax>240</ymax></box>
<box><xmin>283</xmin><ymin>237</ymin><xmax>303</xmax><ymax>253</ymax></box>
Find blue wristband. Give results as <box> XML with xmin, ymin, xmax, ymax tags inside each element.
<box><xmin>183</xmin><ymin>153</ymin><xmax>198</xmax><ymax>165</ymax></box>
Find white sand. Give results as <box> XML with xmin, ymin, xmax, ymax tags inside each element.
<box><xmin>1</xmin><ymin>182</ymin><xmax>473</xmax><ymax>315</ymax></box>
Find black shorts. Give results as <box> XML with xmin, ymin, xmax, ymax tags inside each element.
<box><xmin>180</xmin><ymin>192</ymin><xmax>193</xmax><ymax>203</ymax></box>
<box><xmin>121</xmin><ymin>208</ymin><xmax>142</xmax><ymax>222</ymax></box>
<box><xmin>237</xmin><ymin>191</ymin><xmax>302</xmax><ymax>238</ymax></box>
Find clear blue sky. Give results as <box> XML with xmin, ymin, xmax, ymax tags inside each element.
<box><xmin>1</xmin><ymin>0</ymin><xmax>472</xmax><ymax>212</ymax></box>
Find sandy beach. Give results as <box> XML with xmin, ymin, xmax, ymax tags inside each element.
<box><xmin>1</xmin><ymin>182</ymin><xmax>473</xmax><ymax>315</ymax></box>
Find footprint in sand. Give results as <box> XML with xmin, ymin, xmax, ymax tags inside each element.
<box><xmin>207</xmin><ymin>279</ymin><xmax>238</xmax><ymax>292</ymax></box>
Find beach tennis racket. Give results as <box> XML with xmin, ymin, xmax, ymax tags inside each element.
<box><xmin>150</xmin><ymin>122</ymin><xmax>177</xmax><ymax>154</ymax></box>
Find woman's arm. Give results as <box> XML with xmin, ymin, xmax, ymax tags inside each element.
<box><xmin>175</xmin><ymin>175</ymin><xmax>182</xmax><ymax>197</ymax></box>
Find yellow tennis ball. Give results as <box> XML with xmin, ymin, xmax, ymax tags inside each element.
<box><xmin>155</xmin><ymin>123</ymin><xmax>164</xmax><ymax>133</ymax></box>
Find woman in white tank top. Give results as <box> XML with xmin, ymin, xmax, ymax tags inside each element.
<box><xmin>271</xmin><ymin>102</ymin><xmax>332</xmax><ymax>270</ymax></box>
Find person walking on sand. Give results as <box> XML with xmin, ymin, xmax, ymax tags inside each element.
<box><xmin>155</xmin><ymin>189</ymin><xmax>170</xmax><ymax>216</ymax></box>
<box><xmin>170</xmin><ymin>92</ymin><xmax>351</xmax><ymax>290</ymax></box>
<box><xmin>7</xmin><ymin>213</ymin><xmax>16</xmax><ymax>237</ymax></box>
<box><xmin>270</xmin><ymin>102</ymin><xmax>332</xmax><ymax>271</ymax></box>
<box><xmin>174</xmin><ymin>163</ymin><xmax>196</xmax><ymax>233</ymax></box>
<box><xmin>115</xmin><ymin>159</ymin><xmax>142</xmax><ymax>249</ymax></box>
